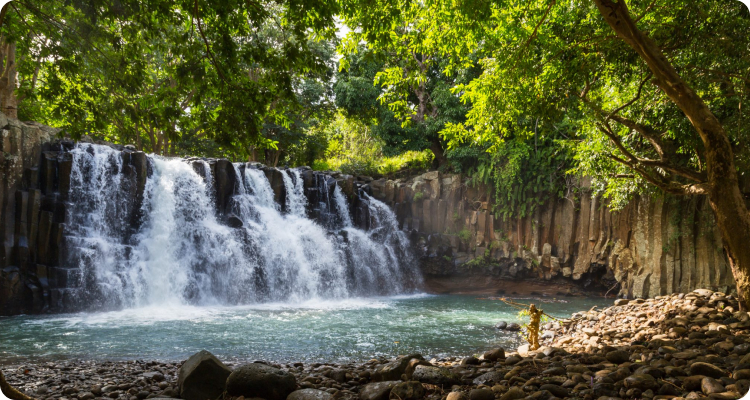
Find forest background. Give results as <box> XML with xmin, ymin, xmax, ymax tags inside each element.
<box><xmin>2</xmin><ymin>0</ymin><xmax>750</xmax><ymax>304</ymax></box>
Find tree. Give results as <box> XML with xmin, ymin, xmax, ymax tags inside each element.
<box><xmin>341</xmin><ymin>0</ymin><xmax>750</xmax><ymax>308</ymax></box>
<box><xmin>336</xmin><ymin>43</ymin><xmax>476</xmax><ymax>168</ymax></box>
<box><xmin>1</xmin><ymin>0</ymin><xmax>340</xmax><ymax>158</ymax></box>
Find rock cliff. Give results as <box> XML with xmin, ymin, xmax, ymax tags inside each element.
<box><xmin>0</xmin><ymin>114</ymin><xmax>59</xmax><ymax>314</ymax></box>
<box><xmin>0</xmin><ymin>111</ymin><xmax>740</xmax><ymax>314</ymax></box>
<box><xmin>367</xmin><ymin>171</ymin><xmax>736</xmax><ymax>299</ymax></box>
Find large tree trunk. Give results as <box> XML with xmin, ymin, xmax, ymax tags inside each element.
<box><xmin>0</xmin><ymin>38</ymin><xmax>18</xmax><ymax>118</ymax></box>
<box><xmin>593</xmin><ymin>0</ymin><xmax>750</xmax><ymax>309</ymax></box>
<box><xmin>429</xmin><ymin>137</ymin><xmax>447</xmax><ymax>169</ymax></box>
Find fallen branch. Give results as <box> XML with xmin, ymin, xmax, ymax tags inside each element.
<box><xmin>0</xmin><ymin>370</ymin><xmax>36</xmax><ymax>400</ymax></box>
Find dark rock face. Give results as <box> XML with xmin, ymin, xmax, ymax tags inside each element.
<box><xmin>177</xmin><ymin>350</ymin><xmax>232</xmax><ymax>400</ymax></box>
<box><xmin>226</xmin><ymin>363</ymin><xmax>297</xmax><ymax>400</ymax></box>
<box><xmin>372</xmin><ymin>170</ymin><xmax>735</xmax><ymax>298</ymax></box>
<box><xmin>214</xmin><ymin>159</ymin><xmax>237</xmax><ymax>216</ymax></box>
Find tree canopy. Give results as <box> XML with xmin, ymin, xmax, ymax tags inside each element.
<box><xmin>2</xmin><ymin>0</ymin><xmax>750</xmax><ymax>304</ymax></box>
<box><xmin>2</xmin><ymin>0</ymin><xmax>339</xmax><ymax>159</ymax></box>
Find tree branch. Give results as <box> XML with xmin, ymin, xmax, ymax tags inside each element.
<box><xmin>605</xmin><ymin>71</ymin><xmax>652</xmax><ymax>121</ymax></box>
<box><xmin>1</xmin><ymin>370</ymin><xmax>37</xmax><ymax>400</ymax></box>
<box><xmin>606</xmin><ymin>153</ymin><xmax>710</xmax><ymax>195</ymax></box>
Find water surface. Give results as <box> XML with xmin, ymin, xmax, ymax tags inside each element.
<box><xmin>0</xmin><ymin>295</ymin><xmax>610</xmax><ymax>365</ymax></box>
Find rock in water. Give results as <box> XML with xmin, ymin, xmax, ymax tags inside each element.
<box><xmin>505</xmin><ymin>323</ymin><xmax>521</xmax><ymax>331</ymax></box>
<box><xmin>287</xmin><ymin>389</ymin><xmax>333</xmax><ymax>400</ymax></box>
<box><xmin>177</xmin><ymin>350</ymin><xmax>232</xmax><ymax>400</ymax></box>
<box><xmin>494</xmin><ymin>321</ymin><xmax>508</xmax><ymax>330</ymax></box>
<box><xmin>226</xmin><ymin>363</ymin><xmax>297</xmax><ymax>400</ymax></box>
<box><xmin>389</xmin><ymin>381</ymin><xmax>425</xmax><ymax>400</ymax></box>
<box><xmin>360</xmin><ymin>381</ymin><xmax>401</xmax><ymax>400</ymax></box>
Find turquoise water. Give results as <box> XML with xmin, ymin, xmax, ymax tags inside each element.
<box><xmin>0</xmin><ymin>295</ymin><xmax>610</xmax><ymax>365</ymax></box>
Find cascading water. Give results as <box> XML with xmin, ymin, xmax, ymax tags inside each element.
<box><xmin>63</xmin><ymin>143</ymin><xmax>421</xmax><ymax>311</ymax></box>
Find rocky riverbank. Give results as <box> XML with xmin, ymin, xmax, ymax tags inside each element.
<box><xmin>2</xmin><ymin>289</ymin><xmax>748</xmax><ymax>400</ymax></box>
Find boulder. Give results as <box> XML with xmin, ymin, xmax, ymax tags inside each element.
<box><xmin>360</xmin><ymin>381</ymin><xmax>401</xmax><ymax>400</ymax></box>
<box><xmin>495</xmin><ymin>321</ymin><xmax>508</xmax><ymax>330</ymax></box>
<box><xmin>390</xmin><ymin>381</ymin><xmax>425</xmax><ymax>400</ymax></box>
<box><xmin>460</xmin><ymin>356</ymin><xmax>480</xmax><ymax>366</ymax></box>
<box><xmin>472</xmin><ymin>372</ymin><xmax>505</xmax><ymax>386</ymax></box>
<box><xmin>499</xmin><ymin>387</ymin><xmax>525</xmax><ymax>400</ymax></box>
<box><xmin>624</xmin><ymin>374</ymin><xmax>657</xmax><ymax>391</ymax></box>
<box><xmin>689</xmin><ymin>362</ymin><xmax>728</xmax><ymax>379</ymax></box>
<box><xmin>701</xmin><ymin>377</ymin><xmax>725</xmax><ymax>395</ymax></box>
<box><xmin>539</xmin><ymin>384</ymin><xmax>568</xmax><ymax>398</ymax></box>
<box><xmin>506</xmin><ymin>323</ymin><xmax>521</xmax><ymax>331</ymax></box>
<box><xmin>446</xmin><ymin>392</ymin><xmax>468</xmax><ymax>400</ymax></box>
<box><xmin>404</xmin><ymin>359</ymin><xmax>432</xmax><ymax>380</ymax></box>
<box><xmin>287</xmin><ymin>389</ymin><xmax>333</xmax><ymax>400</ymax></box>
<box><xmin>469</xmin><ymin>389</ymin><xmax>494</xmax><ymax>400</ymax></box>
<box><xmin>226</xmin><ymin>363</ymin><xmax>297</xmax><ymax>400</ymax></box>
<box><xmin>605</xmin><ymin>350</ymin><xmax>630</xmax><ymax>364</ymax></box>
<box><xmin>411</xmin><ymin>365</ymin><xmax>460</xmax><ymax>386</ymax></box>
<box><xmin>682</xmin><ymin>375</ymin><xmax>706</xmax><ymax>391</ymax></box>
<box><xmin>177</xmin><ymin>350</ymin><xmax>232</xmax><ymax>400</ymax></box>
<box><xmin>482</xmin><ymin>348</ymin><xmax>505</xmax><ymax>361</ymax></box>
<box><xmin>373</xmin><ymin>354</ymin><xmax>424</xmax><ymax>382</ymax></box>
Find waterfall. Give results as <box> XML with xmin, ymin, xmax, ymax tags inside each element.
<box><xmin>62</xmin><ymin>143</ymin><xmax>421</xmax><ymax>310</ymax></box>
<box><xmin>333</xmin><ymin>186</ymin><xmax>353</xmax><ymax>227</ymax></box>
<box><xmin>281</xmin><ymin>169</ymin><xmax>307</xmax><ymax>217</ymax></box>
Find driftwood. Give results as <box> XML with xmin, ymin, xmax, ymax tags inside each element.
<box><xmin>0</xmin><ymin>370</ymin><xmax>36</xmax><ymax>400</ymax></box>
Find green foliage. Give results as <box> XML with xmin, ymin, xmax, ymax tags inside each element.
<box><xmin>311</xmin><ymin>112</ymin><xmax>432</xmax><ymax>175</ymax></box>
<box><xmin>336</xmin><ymin>44</ymin><xmax>478</xmax><ymax>166</ymax></box>
<box><xmin>457</xmin><ymin>228</ymin><xmax>471</xmax><ymax>242</ymax></box>
<box><xmin>6</xmin><ymin>0</ymin><xmax>339</xmax><ymax>159</ymax></box>
<box><xmin>412</xmin><ymin>191</ymin><xmax>425</xmax><ymax>202</ymax></box>
<box><xmin>340</xmin><ymin>0</ymin><xmax>750</xmax><ymax>212</ymax></box>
